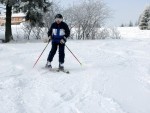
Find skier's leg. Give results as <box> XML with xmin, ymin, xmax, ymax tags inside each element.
<box><xmin>59</xmin><ymin>43</ymin><xmax>65</xmax><ymax>69</ymax></box>
<box><xmin>47</xmin><ymin>42</ymin><xmax>58</xmax><ymax>62</ymax></box>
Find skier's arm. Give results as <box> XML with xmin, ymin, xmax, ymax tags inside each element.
<box><xmin>60</xmin><ymin>23</ymin><xmax>70</xmax><ymax>44</ymax></box>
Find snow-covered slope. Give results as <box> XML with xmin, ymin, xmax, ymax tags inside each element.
<box><xmin>118</xmin><ymin>27</ymin><xmax>150</xmax><ymax>39</ymax></box>
<box><xmin>0</xmin><ymin>28</ymin><xmax>150</xmax><ymax>113</ymax></box>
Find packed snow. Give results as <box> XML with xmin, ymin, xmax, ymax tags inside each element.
<box><xmin>0</xmin><ymin>27</ymin><xmax>150</xmax><ymax>113</ymax></box>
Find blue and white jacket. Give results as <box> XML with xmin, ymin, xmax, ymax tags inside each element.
<box><xmin>48</xmin><ymin>21</ymin><xmax>70</xmax><ymax>43</ymax></box>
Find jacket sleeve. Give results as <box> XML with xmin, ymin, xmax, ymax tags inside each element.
<box><xmin>47</xmin><ymin>23</ymin><xmax>53</xmax><ymax>37</ymax></box>
<box><xmin>64</xmin><ymin>23</ymin><xmax>70</xmax><ymax>38</ymax></box>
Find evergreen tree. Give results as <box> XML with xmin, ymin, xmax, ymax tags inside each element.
<box><xmin>148</xmin><ymin>19</ymin><xmax>150</xmax><ymax>29</ymax></box>
<box><xmin>120</xmin><ymin>24</ymin><xmax>124</xmax><ymax>27</ymax></box>
<box><xmin>0</xmin><ymin>0</ymin><xmax>51</xmax><ymax>42</ymax></box>
<box><xmin>17</xmin><ymin>0</ymin><xmax>51</xmax><ymax>27</ymax></box>
<box><xmin>139</xmin><ymin>5</ymin><xmax>150</xmax><ymax>30</ymax></box>
<box><xmin>129</xmin><ymin>21</ymin><xmax>133</xmax><ymax>27</ymax></box>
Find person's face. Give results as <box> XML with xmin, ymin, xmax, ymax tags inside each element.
<box><xmin>55</xmin><ymin>18</ymin><xmax>63</xmax><ymax>24</ymax></box>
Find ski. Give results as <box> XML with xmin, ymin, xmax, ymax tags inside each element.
<box><xmin>56</xmin><ymin>69</ymin><xmax>70</xmax><ymax>74</ymax></box>
<box><xmin>43</xmin><ymin>67</ymin><xmax>70</xmax><ymax>74</ymax></box>
<box><xmin>41</xmin><ymin>67</ymin><xmax>57</xmax><ymax>74</ymax></box>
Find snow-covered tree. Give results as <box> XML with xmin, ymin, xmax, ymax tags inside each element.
<box><xmin>139</xmin><ymin>5</ymin><xmax>150</xmax><ymax>30</ymax></box>
<box><xmin>0</xmin><ymin>0</ymin><xmax>51</xmax><ymax>42</ymax></box>
<box><xmin>129</xmin><ymin>21</ymin><xmax>133</xmax><ymax>27</ymax></box>
<box><xmin>18</xmin><ymin>0</ymin><xmax>51</xmax><ymax>27</ymax></box>
<box><xmin>22</xmin><ymin>2</ymin><xmax>60</xmax><ymax>40</ymax></box>
<box><xmin>43</xmin><ymin>2</ymin><xmax>61</xmax><ymax>29</ymax></box>
<box><xmin>120</xmin><ymin>24</ymin><xmax>124</xmax><ymax>27</ymax></box>
<box><xmin>63</xmin><ymin>0</ymin><xmax>110</xmax><ymax>40</ymax></box>
<box><xmin>148</xmin><ymin>20</ymin><xmax>150</xmax><ymax>29</ymax></box>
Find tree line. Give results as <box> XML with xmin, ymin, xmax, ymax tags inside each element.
<box><xmin>0</xmin><ymin>0</ymin><xmax>122</xmax><ymax>42</ymax></box>
<box><xmin>120</xmin><ymin>5</ymin><xmax>150</xmax><ymax>29</ymax></box>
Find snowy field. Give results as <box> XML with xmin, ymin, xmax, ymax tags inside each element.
<box><xmin>0</xmin><ymin>27</ymin><xmax>150</xmax><ymax>113</ymax></box>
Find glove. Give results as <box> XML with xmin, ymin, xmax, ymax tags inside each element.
<box><xmin>60</xmin><ymin>37</ymin><xmax>67</xmax><ymax>44</ymax></box>
<box><xmin>60</xmin><ymin>39</ymin><xmax>65</xmax><ymax>44</ymax></box>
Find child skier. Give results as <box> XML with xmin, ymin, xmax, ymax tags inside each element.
<box><xmin>46</xmin><ymin>14</ymin><xmax>70</xmax><ymax>70</ymax></box>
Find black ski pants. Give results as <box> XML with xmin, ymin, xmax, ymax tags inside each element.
<box><xmin>47</xmin><ymin>42</ymin><xmax>65</xmax><ymax>64</ymax></box>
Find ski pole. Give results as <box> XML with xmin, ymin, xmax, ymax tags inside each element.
<box><xmin>33</xmin><ymin>41</ymin><xmax>50</xmax><ymax>68</ymax></box>
<box><xmin>65</xmin><ymin>44</ymin><xmax>82</xmax><ymax>66</ymax></box>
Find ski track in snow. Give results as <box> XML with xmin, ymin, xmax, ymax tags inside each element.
<box><xmin>0</xmin><ymin>38</ymin><xmax>150</xmax><ymax>113</ymax></box>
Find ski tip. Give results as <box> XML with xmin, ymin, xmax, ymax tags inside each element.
<box><xmin>66</xmin><ymin>71</ymin><xmax>70</xmax><ymax>74</ymax></box>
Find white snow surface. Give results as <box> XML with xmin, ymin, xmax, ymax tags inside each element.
<box><xmin>0</xmin><ymin>27</ymin><xmax>150</xmax><ymax>113</ymax></box>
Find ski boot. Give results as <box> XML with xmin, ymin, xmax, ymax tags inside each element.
<box><xmin>45</xmin><ymin>62</ymin><xmax>52</xmax><ymax>68</ymax></box>
<box><xmin>59</xmin><ymin>63</ymin><xmax>64</xmax><ymax>70</ymax></box>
